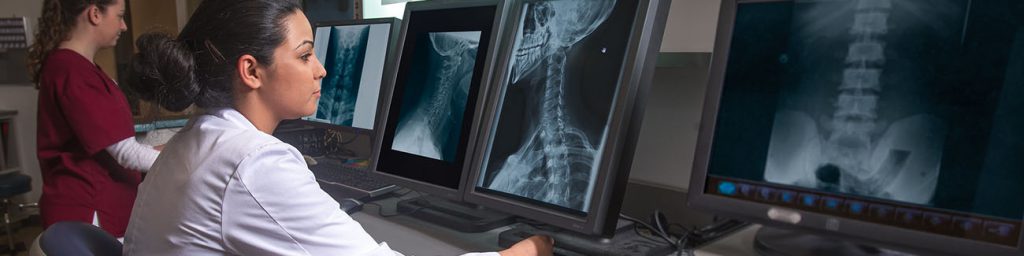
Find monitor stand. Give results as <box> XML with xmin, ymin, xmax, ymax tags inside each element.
<box><xmin>497</xmin><ymin>218</ymin><xmax>675</xmax><ymax>256</ymax></box>
<box><xmin>754</xmin><ymin>227</ymin><xmax>914</xmax><ymax>256</ymax></box>
<box><xmin>396</xmin><ymin>195</ymin><xmax>515</xmax><ymax>233</ymax></box>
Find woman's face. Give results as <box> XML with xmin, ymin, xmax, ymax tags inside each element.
<box><xmin>96</xmin><ymin>0</ymin><xmax>127</xmax><ymax>48</ymax></box>
<box><xmin>260</xmin><ymin>11</ymin><xmax>327</xmax><ymax>119</ymax></box>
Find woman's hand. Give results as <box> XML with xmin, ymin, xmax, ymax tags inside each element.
<box><xmin>498</xmin><ymin>235</ymin><xmax>553</xmax><ymax>256</ymax></box>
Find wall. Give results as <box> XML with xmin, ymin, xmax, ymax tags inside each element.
<box><xmin>661</xmin><ymin>0</ymin><xmax>720</xmax><ymax>53</ymax></box>
<box><xmin>364</xmin><ymin>0</ymin><xmax>723</xmax><ymax>53</ymax></box>
<box><xmin>627</xmin><ymin>54</ymin><xmax>711</xmax><ymax>191</ymax></box>
<box><xmin>0</xmin><ymin>86</ymin><xmax>41</xmax><ymax>203</ymax></box>
<box><xmin>0</xmin><ymin>0</ymin><xmax>44</xmax><ymax>203</ymax></box>
<box><xmin>364</xmin><ymin>0</ymin><xmax>408</xmax><ymax>19</ymax></box>
<box><xmin>129</xmin><ymin>0</ymin><xmax>179</xmax><ymax>44</ymax></box>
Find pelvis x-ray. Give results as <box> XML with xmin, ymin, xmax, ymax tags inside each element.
<box><xmin>391</xmin><ymin>31</ymin><xmax>482</xmax><ymax>162</ymax></box>
<box><xmin>479</xmin><ymin>0</ymin><xmax>627</xmax><ymax>212</ymax></box>
<box><xmin>316</xmin><ymin>25</ymin><xmax>369</xmax><ymax>127</ymax></box>
<box><xmin>764</xmin><ymin>0</ymin><xmax>966</xmax><ymax>205</ymax></box>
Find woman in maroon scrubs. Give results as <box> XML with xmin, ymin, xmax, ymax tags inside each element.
<box><xmin>27</xmin><ymin>0</ymin><xmax>159</xmax><ymax>238</ymax></box>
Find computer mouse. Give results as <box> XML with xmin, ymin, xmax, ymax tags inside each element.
<box><xmin>339</xmin><ymin>198</ymin><xmax>364</xmax><ymax>214</ymax></box>
<box><xmin>302</xmin><ymin>155</ymin><xmax>318</xmax><ymax>166</ymax></box>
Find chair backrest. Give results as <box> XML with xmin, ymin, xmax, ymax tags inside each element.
<box><xmin>39</xmin><ymin>222</ymin><xmax>122</xmax><ymax>256</ymax></box>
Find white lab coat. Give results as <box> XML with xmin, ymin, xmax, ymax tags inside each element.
<box><xmin>123</xmin><ymin>108</ymin><xmax>498</xmax><ymax>256</ymax></box>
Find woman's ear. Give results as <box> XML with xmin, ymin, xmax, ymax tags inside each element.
<box><xmin>87</xmin><ymin>5</ymin><xmax>102</xmax><ymax>26</ymax></box>
<box><xmin>237</xmin><ymin>54</ymin><xmax>262</xmax><ymax>90</ymax></box>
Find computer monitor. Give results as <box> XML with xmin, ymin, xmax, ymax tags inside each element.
<box><xmin>463</xmin><ymin>0</ymin><xmax>671</xmax><ymax>237</ymax></box>
<box><xmin>296</xmin><ymin>18</ymin><xmax>399</xmax><ymax>169</ymax></box>
<box><xmin>307</xmin><ymin>18</ymin><xmax>399</xmax><ymax>131</ymax></box>
<box><xmin>688</xmin><ymin>0</ymin><xmax>1024</xmax><ymax>255</ymax></box>
<box><xmin>373</xmin><ymin>0</ymin><xmax>508</xmax><ymax>201</ymax></box>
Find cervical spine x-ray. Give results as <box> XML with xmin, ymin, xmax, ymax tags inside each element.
<box><xmin>479</xmin><ymin>0</ymin><xmax>622</xmax><ymax>212</ymax></box>
<box><xmin>764</xmin><ymin>0</ymin><xmax>966</xmax><ymax>205</ymax></box>
<box><xmin>391</xmin><ymin>31</ymin><xmax>482</xmax><ymax>162</ymax></box>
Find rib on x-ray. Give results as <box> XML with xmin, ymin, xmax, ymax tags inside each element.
<box><xmin>316</xmin><ymin>25</ymin><xmax>369</xmax><ymax>127</ymax></box>
<box><xmin>480</xmin><ymin>0</ymin><xmax>617</xmax><ymax>211</ymax></box>
<box><xmin>764</xmin><ymin>0</ymin><xmax>965</xmax><ymax>205</ymax></box>
<box><xmin>391</xmin><ymin>31</ymin><xmax>482</xmax><ymax>162</ymax></box>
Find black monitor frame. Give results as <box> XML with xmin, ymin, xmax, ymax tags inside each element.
<box><xmin>686</xmin><ymin>0</ymin><xmax>1024</xmax><ymax>255</ymax></box>
<box><xmin>304</xmin><ymin>18</ymin><xmax>401</xmax><ymax>132</ymax></box>
<box><xmin>371</xmin><ymin>0</ymin><xmax>511</xmax><ymax>201</ymax></box>
<box><xmin>463</xmin><ymin>0</ymin><xmax>671</xmax><ymax>236</ymax></box>
<box><xmin>290</xmin><ymin>18</ymin><xmax>401</xmax><ymax>169</ymax></box>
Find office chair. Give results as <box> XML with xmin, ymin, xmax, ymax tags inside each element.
<box><xmin>38</xmin><ymin>222</ymin><xmax>122</xmax><ymax>256</ymax></box>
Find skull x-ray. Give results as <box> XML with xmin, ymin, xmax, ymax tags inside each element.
<box><xmin>763</xmin><ymin>0</ymin><xmax>967</xmax><ymax>205</ymax></box>
<box><xmin>477</xmin><ymin>0</ymin><xmax>635</xmax><ymax>212</ymax></box>
<box><xmin>310</xmin><ymin>23</ymin><xmax>390</xmax><ymax>130</ymax></box>
<box><xmin>390</xmin><ymin>31</ymin><xmax>482</xmax><ymax>162</ymax></box>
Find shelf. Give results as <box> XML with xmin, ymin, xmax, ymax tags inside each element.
<box><xmin>0</xmin><ymin>109</ymin><xmax>16</xmax><ymax>120</ymax></box>
<box><xmin>0</xmin><ymin>167</ymin><xmax>19</xmax><ymax>176</ymax></box>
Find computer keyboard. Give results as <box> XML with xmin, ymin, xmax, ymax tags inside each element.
<box><xmin>308</xmin><ymin>159</ymin><xmax>398</xmax><ymax>199</ymax></box>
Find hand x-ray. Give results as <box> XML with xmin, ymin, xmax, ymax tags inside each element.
<box><xmin>477</xmin><ymin>0</ymin><xmax>636</xmax><ymax>212</ymax></box>
<box><xmin>390</xmin><ymin>31</ymin><xmax>482</xmax><ymax>162</ymax></box>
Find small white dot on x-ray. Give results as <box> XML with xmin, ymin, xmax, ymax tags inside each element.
<box><xmin>601</xmin><ymin>47</ymin><xmax>607</xmax><ymax>53</ymax></box>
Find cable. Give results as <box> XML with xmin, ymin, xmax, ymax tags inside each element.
<box><xmin>619</xmin><ymin>213</ymin><xmax>677</xmax><ymax>247</ymax></box>
<box><xmin>631</xmin><ymin>209</ymin><xmax>746</xmax><ymax>256</ymax></box>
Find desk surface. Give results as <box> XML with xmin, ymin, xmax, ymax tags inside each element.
<box><xmin>694</xmin><ymin>225</ymin><xmax>760</xmax><ymax>256</ymax></box>
<box><xmin>350</xmin><ymin>191</ymin><xmax>761</xmax><ymax>256</ymax></box>
<box><xmin>351</xmin><ymin>194</ymin><xmax>509</xmax><ymax>255</ymax></box>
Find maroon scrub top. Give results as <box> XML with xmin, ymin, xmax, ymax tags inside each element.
<box><xmin>36</xmin><ymin>49</ymin><xmax>141</xmax><ymax>237</ymax></box>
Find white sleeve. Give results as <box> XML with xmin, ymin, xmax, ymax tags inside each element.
<box><xmin>104</xmin><ymin>137</ymin><xmax>160</xmax><ymax>172</ymax></box>
<box><xmin>223</xmin><ymin>143</ymin><xmax>402</xmax><ymax>256</ymax></box>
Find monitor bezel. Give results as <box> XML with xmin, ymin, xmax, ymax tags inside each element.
<box><xmin>686</xmin><ymin>0</ymin><xmax>1024</xmax><ymax>255</ymax></box>
<box><xmin>461</xmin><ymin>0</ymin><xmax>672</xmax><ymax>236</ymax></box>
<box><xmin>307</xmin><ymin>18</ymin><xmax>401</xmax><ymax>133</ymax></box>
<box><xmin>300</xmin><ymin>17</ymin><xmax>401</xmax><ymax>172</ymax></box>
<box><xmin>370</xmin><ymin>0</ymin><xmax>511</xmax><ymax>201</ymax></box>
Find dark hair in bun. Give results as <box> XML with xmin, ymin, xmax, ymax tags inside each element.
<box><xmin>128</xmin><ymin>32</ymin><xmax>197</xmax><ymax>112</ymax></box>
<box><xmin>127</xmin><ymin>0</ymin><xmax>301</xmax><ymax>112</ymax></box>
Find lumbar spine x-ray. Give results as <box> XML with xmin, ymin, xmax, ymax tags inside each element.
<box><xmin>391</xmin><ymin>31</ymin><xmax>481</xmax><ymax>162</ymax></box>
<box><xmin>764</xmin><ymin>0</ymin><xmax>949</xmax><ymax>204</ymax></box>
<box><xmin>483</xmin><ymin>0</ymin><xmax>617</xmax><ymax>211</ymax></box>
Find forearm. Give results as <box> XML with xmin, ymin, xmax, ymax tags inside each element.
<box><xmin>105</xmin><ymin>137</ymin><xmax>160</xmax><ymax>172</ymax></box>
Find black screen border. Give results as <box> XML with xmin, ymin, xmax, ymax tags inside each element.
<box><xmin>371</xmin><ymin>0</ymin><xmax>509</xmax><ymax>201</ymax></box>
<box><xmin>462</xmin><ymin>0</ymin><xmax>672</xmax><ymax>236</ymax></box>
<box><xmin>686</xmin><ymin>0</ymin><xmax>1024</xmax><ymax>255</ymax></box>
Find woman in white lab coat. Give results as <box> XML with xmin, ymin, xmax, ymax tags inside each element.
<box><xmin>120</xmin><ymin>0</ymin><xmax>552</xmax><ymax>255</ymax></box>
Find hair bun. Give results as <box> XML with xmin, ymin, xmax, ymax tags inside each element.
<box><xmin>127</xmin><ymin>32</ymin><xmax>198</xmax><ymax>112</ymax></box>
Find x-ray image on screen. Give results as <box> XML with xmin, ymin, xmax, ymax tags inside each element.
<box><xmin>309</xmin><ymin>23</ymin><xmax>390</xmax><ymax>130</ymax></box>
<box><xmin>763</xmin><ymin>0</ymin><xmax>967</xmax><ymax>205</ymax></box>
<box><xmin>477</xmin><ymin>0</ymin><xmax>635</xmax><ymax>212</ymax></box>
<box><xmin>390</xmin><ymin>31</ymin><xmax>482</xmax><ymax>162</ymax></box>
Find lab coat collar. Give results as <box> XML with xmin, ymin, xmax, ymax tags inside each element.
<box><xmin>207</xmin><ymin>108</ymin><xmax>260</xmax><ymax>132</ymax></box>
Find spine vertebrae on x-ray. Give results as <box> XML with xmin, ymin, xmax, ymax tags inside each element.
<box><xmin>487</xmin><ymin>0</ymin><xmax>616</xmax><ymax>210</ymax></box>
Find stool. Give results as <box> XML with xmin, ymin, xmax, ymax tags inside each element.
<box><xmin>39</xmin><ymin>222</ymin><xmax>122</xmax><ymax>256</ymax></box>
<box><xmin>0</xmin><ymin>173</ymin><xmax>32</xmax><ymax>254</ymax></box>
